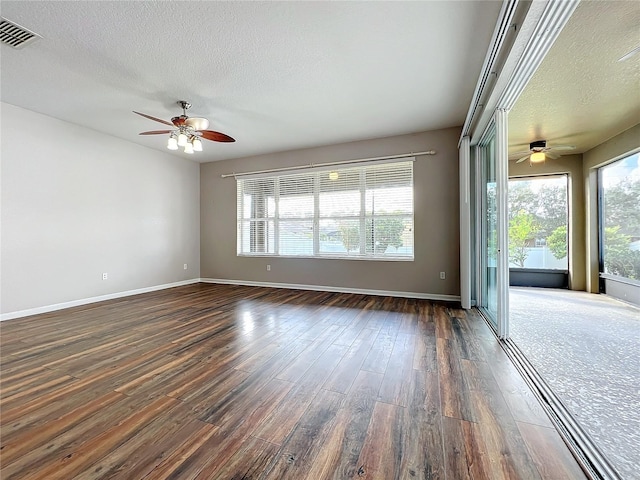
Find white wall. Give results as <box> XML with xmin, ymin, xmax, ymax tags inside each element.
<box><xmin>1</xmin><ymin>103</ymin><xmax>200</xmax><ymax>316</ymax></box>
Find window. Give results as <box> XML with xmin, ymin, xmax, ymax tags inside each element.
<box><xmin>237</xmin><ymin>161</ymin><xmax>414</xmax><ymax>259</ymax></box>
<box><xmin>507</xmin><ymin>175</ymin><xmax>569</xmax><ymax>270</ymax></box>
<box><xmin>599</xmin><ymin>153</ymin><xmax>640</xmax><ymax>281</ymax></box>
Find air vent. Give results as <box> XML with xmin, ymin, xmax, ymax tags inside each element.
<box><xmin>0</xmin><ymin>17</ymin><xmax>41</xmax><ymax>49</ymax></box>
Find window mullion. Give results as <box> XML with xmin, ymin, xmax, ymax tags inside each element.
<box><xmin>237</xmin><ymin>181</ymin><xmax>243</xmax><ymax>254</ymax></box>
<box><xmin>313</xmin><ymin>173</ymin><xmax>320</xmax><ymax>255</ymax></box>
<box><xmin>359</xmin><ymin>169</ymin><xmax>366</xmax><ymax>255</ymax></box>
<box><xmin>275</xmin><ymin>177</ymin><xmax>280</xmax><ymax>255</ymax></box>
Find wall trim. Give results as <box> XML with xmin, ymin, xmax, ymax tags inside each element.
<box><xmin>201</xmin><ymin>278</ymin><xmax>461</xmax><ymax>303</ymax></box>
<box><xmin>1</xmin><ymin>277</ymin><xmax>462</xmax><ymax>322</ymax></box>
<box><xmin>0</xmin><ymin>279</ymin><xmax>201</xmax><ymax>321</ymax></box>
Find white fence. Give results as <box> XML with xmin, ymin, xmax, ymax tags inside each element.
<box><xmin>509</xmin><ymin>246</ymin><xmax>568</xmax><ymax>270</ymax></box>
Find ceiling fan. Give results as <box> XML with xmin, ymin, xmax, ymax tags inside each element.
<box><xmin>134</xmin><ymin>101</ymin><xmax>235</xmax><ymax>154</ymax></box>
<box><xmin>512</xmin><ymin>140</ymin><xmax>575</xmax><ymax>164</ymax></box>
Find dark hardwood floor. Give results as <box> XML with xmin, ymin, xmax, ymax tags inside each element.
<box><xmin>0</xmin><ymin>283</ymin><xmax>586</xmax><ymax>479</ymax></box>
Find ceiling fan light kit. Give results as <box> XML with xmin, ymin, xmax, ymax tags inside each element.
<box><xmin>134</xmin><ymin>100</ymin><xmax>235</xmax><ymax>154</ymax></box>
<box><xmin>530</xmin><ymin>151</ymin><xmax>546</xmax><ymax>163</ymax></box>
<box><xmin>167</xmin><ymin>133</ymin><xmax>178</xmax><ymax>150</ymax></box>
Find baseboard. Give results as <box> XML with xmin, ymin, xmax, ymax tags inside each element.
<box><xmin>0</xmin><ymin>279</ymin><xmax>201</xmax><ymax>321</ymax></box>
<box><xmin>201</xmin><ymin>277</ymin><xmax>461</xmax><ymax>303</ymax></box>
<box><xmin>2</xmin><ymin>278</ymin><xmax>461</xmax><ymax>321</ymax></box>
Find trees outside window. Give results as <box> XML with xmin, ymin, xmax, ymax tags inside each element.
<box><xmin>547</xmin><ymin>225</ymin><xmax>568</xmax><ymax>260</ymax></box>
<box><xmin>600</xmin><ymin>153</ymin><xmax>640</xmax><ymax>280</ymax></box>
<box><xmin>508</xmin><ymin>176</ymin><xmax>568</xmax><ymax>269</ymax></box>
<box><xmin>509</xmin><ymin>211</ymin><xmax>540</xmax><ymax>268</ymax></box>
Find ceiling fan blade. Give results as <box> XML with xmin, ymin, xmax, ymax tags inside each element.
<box><xmin>199</xmin><ymin>130</ymin><xmax>236</xmax><ymax>143</ymax></box>
<box><xmin>139</xmin><ymin>130</ymin><xmax>173</xmax><ymax>135</ymax></box>
<box><xmin>546</xmin><ymin>152</ymin><xmax>560</xmax><ymax>160</ymax></box>
<box><xmin>550</xmin><ymin>145</ymin><xmax>576</xmax><ymax>151</ymax></box>
<box><xmin>515</xmin><ymin>155</ymin><xmax>530</xmax><ymax>164</ymax></box>
<box><xmin>133</xmin><ymin>111</ymin><xmax>173</xmax><ymax>126</ymax></box>
<box><xmin>619</xmin><ymin>44</ymin><xmax>640</xmax><ymax>62</ymax></box>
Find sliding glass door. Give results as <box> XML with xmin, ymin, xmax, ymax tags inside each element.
<box><xmin>476</xmin><ymin>112</ymin><xmax>509</xmax><ymax>337</ymax></box>
<box><xmin>478</xmin><ymin>127</ymin><xmax>498</xmax><ymax>328</ymax></box>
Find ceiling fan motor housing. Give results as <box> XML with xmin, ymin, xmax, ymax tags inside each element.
<box><xmin>530</xmin><ymin>140</ymin><xmax>547</xmax><ymax>151</ymax></box>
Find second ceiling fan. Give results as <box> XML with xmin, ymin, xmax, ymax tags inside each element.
<box><xmin>512</xmin><ymin>140</ymin><xmax>575</xmax><ymax>164</ymax></box>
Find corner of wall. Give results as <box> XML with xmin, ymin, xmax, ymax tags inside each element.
<box><xmin>581</xmin><ymin>123</ymin><xmax>640</xmax><ymax>294</ymax></box>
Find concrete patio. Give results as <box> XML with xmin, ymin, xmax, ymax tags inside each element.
<box><xmin>509</xmin><ymin>287</ymin><xmax>639</xmax><ymax>480</ymax></box>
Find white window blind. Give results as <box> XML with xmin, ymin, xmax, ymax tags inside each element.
<box><xmin>237</xmin><ymin>160</ymin><xmax>414</xmax><ymax>260</ymax></box>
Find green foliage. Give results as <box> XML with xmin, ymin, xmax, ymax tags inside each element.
<box><xmin>536</xmin><ymin>184</ymin><xmax>568</xmax><ymax>237</ymax></box>
<box><xmin>508</xmin><ymin>182</ymin><xmax>537</xmax><ymax>220</ymax></box>
<box><xmin>337</xmin><ymin>217</ymin><xmax>405</xmax><ymax>254</ymax></box>
<box><xmin>603</xmin><ymin>178</ymin><xmax>640</xmax><ymax>238</ymax></box>
<box><xmin>508</xmin><ymin>211</ymin><xmax>539</xmax><ymax>268</ymax></box>
<box><xmin>506</xmin><ymin>174</ymin><xmax>639</xmax><ymax>276</ymax></box>
<box><xmin>337</xmin><ymin>223</ymin><xmax>359</xmax><ymax>252</ymax></box>
<box><xmin>486</xmin><ymin>185</ymin><xmax>498</xmax><ymax>260</ymax></box>
<box><xmin>508</xmin><ymin>182</ymin><xmax>568</xmax><ymax>239</ymax></box>
<box><xmin>487</xmin><ymin>230</ymin><xmax>497</xmax><ymax>261</ymax></box>
<box><xmin>547</xmin><ymin>225</ymin><xmax>568</xmax><ymax>260</ymax></box>
<box><xmin>366</xmin><ymin>217</ymin><xmax>404</xmax><ymax>254</ymax></box>
<box><xmin>601</xmin><ymin>175</ymin><xmax>640</xmax><ymax>280</ymax></box>
<box><xmin>603</xmin><ymin>226</ymin><xmax>640</xmax><ymax>279</ymax></box>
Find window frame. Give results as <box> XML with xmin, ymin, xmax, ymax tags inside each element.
<box><xmin>597</xmin><ymin>151</ymin><xmax>640</xmax><ymax>285</ymax></box>
<box><xmin>236</xmin><ymin>160</ymin><xmax>414</xmax><ymax>261</ymax></box>
<box><xmin>507</xmin><ymin>173</ymin><xmax>570</xmax><ymax>271</ymax></box>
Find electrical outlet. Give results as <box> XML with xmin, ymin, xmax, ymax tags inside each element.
<box><xmin>102</xmin><ymin>272</ymin><xmax>108</xmax><ymax>280</ymax></box>
<box><xmin>183</xmin><ymin>264</ymin><xmax>188</xmax><ymax>270</ymax></box>
<box><xmin>266</xmin><ymin>265</ymin><xmax>271</xmax><ymax>271</ymax></box>
<box><xmin>439</xmin><ymin>271</ymin><xmax>446</xmax><ymax>280</ymax></box>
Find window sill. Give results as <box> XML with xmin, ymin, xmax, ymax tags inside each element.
<box><xmin>237</xmin><ymin>253</ymin><xmax>414</xmax><ymax>262</ymax></box>
<box><xmin>599</xmin><ymin>273</ymin><xmax>640</xmax><ymax>287</ymax></box>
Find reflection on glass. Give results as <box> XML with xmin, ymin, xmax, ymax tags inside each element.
<box><xmin>485</xmin><ymin>136</ymin><xmax>498</xmax><ymax>322</ymax></box>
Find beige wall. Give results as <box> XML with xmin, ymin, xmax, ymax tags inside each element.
<box><xmin>201</xmin><ymin>128</ymin><xmax>461</xmax><ymax>298</ymax></box>
<box><xmin>1</xmin><ymin>103</ymin><xmax>201</xmax><ymax>315</ymax></box>
<box><xmin>509</xmin><ymin>154</ymin><xmax>586</xmax><ymax>290</ymax></box>
<box><xmin>582</xmin><ymin>123</ymin><xmax>640</xmax><ymax>292</ymax></box>
<box><xmin>507</xmin><ymin>123</ymin><xmax>640</xmax><ymax>293</ymax></box>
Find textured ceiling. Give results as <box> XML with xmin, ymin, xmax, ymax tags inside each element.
<box><xmin>0</xmin><ymin>1</ymin><xmax>502</xmax><ymax>163</ymax></box>
<box><xmin>508</xmin><ymin>0</ymin><xmax>640</xmax><ymax>159</ymax></box>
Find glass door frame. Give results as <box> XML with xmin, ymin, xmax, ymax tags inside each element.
<box><xmin>475</xmin><ymin>110</ymin><xmax>509</xmax><ymax>339</ymax></box>
<box><xmin>476</xmin><ymin>123</ymin><xmax>497</xmax><ymax>329</ymax></box>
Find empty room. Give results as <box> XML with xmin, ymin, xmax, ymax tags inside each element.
<box><xmin>1</xmin><ymin>1</ymin><xmax>637</xmax><ymax>479</ymax></box>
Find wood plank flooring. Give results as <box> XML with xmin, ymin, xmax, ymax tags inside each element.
<box><xmin>0</xmin><ymin>283</ymin><xmax>587</xmax><ymax>479</ymax></box>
